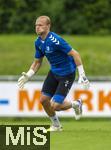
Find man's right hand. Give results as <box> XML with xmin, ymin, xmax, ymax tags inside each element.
<box><xmin>18</xmin><ymin>69</ymin><xmax>35</xmax><ymax>89</ymax></box>
<box><xmin>18</xmin><ymin>72</ymin><xmax>29</xmax><ymax>89</ymax></box>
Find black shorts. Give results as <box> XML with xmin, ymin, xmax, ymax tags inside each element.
<box><xmin>42</xmin><ymin>71</ymin><xmax>75</xmax><ymax>103</ymax></box>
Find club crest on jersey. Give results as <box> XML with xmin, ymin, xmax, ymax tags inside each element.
<box><xmin>45</xmin><ymin>46</ymin><xmax>52</xmax><ymax>53</ymax></box>
<box><xmin>46</xmin><ymin>46</ymin><xmax>50</xmax><ymax>51</ymax></box>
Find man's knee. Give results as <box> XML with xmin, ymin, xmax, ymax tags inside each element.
<box><xmin>51</xmin><ymin>101</ymin><xmax>61</xmax><ymax>111</ymax></box>
<box><xmin>40</xmin><ymin>94</ymin><xmax>51</xmax><ymax>105</ymax></box>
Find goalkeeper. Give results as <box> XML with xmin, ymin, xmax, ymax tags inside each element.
<box><xmin>18</xmin><ymin>16</ymin><xmax>90</xmax><ymax>132</ymax></box>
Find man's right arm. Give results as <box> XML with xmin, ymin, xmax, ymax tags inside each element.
<box><xmin>30</xmin><ymin>58</ymin><xmax>43</xmax><ymax>73</ymax></box>
<box><xmin>18</xmin><ymin>58</ymin><xmax>43</xmax><ymax>89</ymax></box>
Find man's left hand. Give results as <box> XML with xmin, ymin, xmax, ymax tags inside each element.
<box><xmin>78</xmin><ymin>74</ymin><xmax>90</xmax><ymax>89</ymax></box>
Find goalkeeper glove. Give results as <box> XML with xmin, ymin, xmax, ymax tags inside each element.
<box><xmin>18</xmin><ymin>69</ymin><xmax>35</xmax><ymax>89</ymax></box>
<box><xmin>77</xmin><ymin>65</ymin><xmax>90</xmax><ymax>89</ymax></box>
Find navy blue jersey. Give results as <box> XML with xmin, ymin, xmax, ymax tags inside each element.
<box><xmin>35</xmin><ymin>32</ymin><xmax>76</xmax><ymax>76</ymax></box>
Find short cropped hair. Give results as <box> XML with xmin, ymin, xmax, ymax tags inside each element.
<box><xmin>37</xmin><ymin>16</ymin><xmax>51</xmax><ymax>25</ymax></box>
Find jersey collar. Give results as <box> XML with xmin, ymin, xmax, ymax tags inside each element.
<box><xmin>39</xmin><ymin>32</ymin><xmax>51</xmax><ymax>42</ymax></box>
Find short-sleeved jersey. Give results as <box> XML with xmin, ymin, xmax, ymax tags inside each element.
<box><xmin>35</xmin><ymin>32</ymin><xmax>76</xmax><ymax>76</ymax></box>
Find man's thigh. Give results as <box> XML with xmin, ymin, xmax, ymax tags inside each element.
<box><xmin>52</xmin><ymin>72</ymin><xmax>75</xmax><ymax>104</ymax></box>
<box><xmin>42</xmin><ymin>71</ymin><xmax>58</xmax><ymax>97</ymax></box>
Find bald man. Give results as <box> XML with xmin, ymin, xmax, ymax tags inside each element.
<box><xmin>18</xmin><ymin>16</ymin><xmax>90</xmax><ymax>131</ymax></box>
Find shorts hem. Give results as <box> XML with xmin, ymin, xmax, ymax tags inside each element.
<box><xmin>42</xmin><ymin>92</ymin><xmax>53</xmax><ymax>98</ymax></box>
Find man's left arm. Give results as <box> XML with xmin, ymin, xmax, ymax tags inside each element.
<box><xmin>68</xmin><ymin>49</ymin><xmax>90</xmax><ymax>89</ymax></box>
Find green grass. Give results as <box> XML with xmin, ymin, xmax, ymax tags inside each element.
<box><xmin>0</xmin><ymin>118</ymin><xmax>111</xmax><ymax>150</ymax></box>
<box><xmin>0</xmin><ymin>34</ymin><xmax>111</xmax><ymax>76</ymax></box>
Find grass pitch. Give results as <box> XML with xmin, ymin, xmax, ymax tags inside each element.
<box><xmin>0</xmin><ymin>117</ymin><xmax>111</xmax><ymax>150</ymax></box>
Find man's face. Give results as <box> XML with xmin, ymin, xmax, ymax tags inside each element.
<box><xmin>35</xmin><ymin>18</ymin><xmax>49</xmax><ymax>35</ymax></box>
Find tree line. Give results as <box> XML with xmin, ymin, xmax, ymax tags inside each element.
<box><xmin>0</xmin><ymin>0</ymin><xmax>111</xmax><ymax>34</ymax></box>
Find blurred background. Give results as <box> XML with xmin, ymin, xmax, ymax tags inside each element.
<box><xmin>0</xmin><ymin>0</ymin><xmax>111</xmax><ymax>75</ymax></box>
<box><xmin>0</xmin><ymin>0</ymin><xmax>111</xmax><ymax>150</ymax></box>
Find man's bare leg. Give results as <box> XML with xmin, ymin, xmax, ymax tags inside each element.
<box><xmin>40</xmin><ymin>94</ymin><xmax>61</xmax><ymax>127</ymax></box>
<box><xmin>50</xmin><ymin>100</ymin><xmax>72</xmax><ymax>111</ymax></box>
<box><xmin>51</xmin><ymin>99</ymin><xmax>82</xmax><ymax>120</ymax></box>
